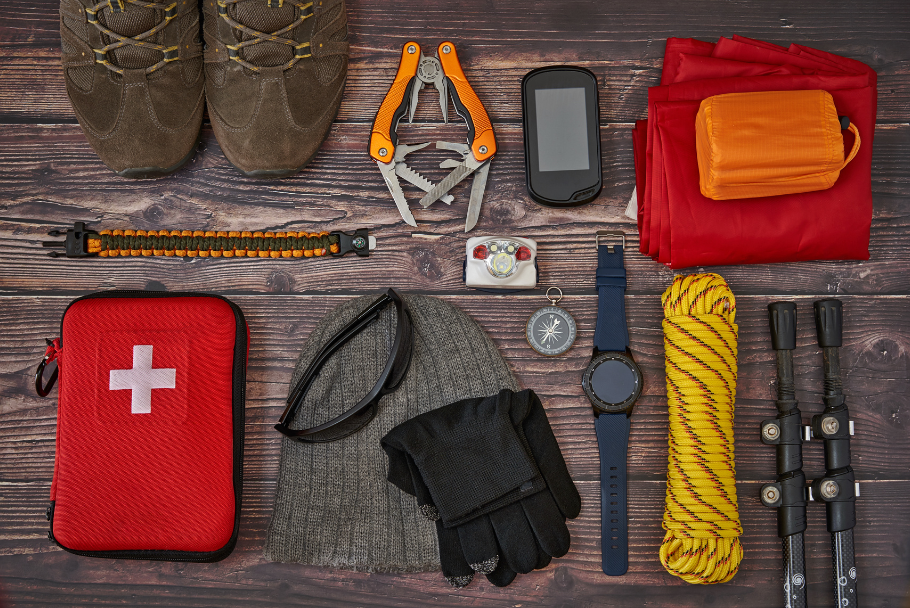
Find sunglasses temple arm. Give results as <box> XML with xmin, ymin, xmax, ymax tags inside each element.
<box><xmin>300</xmin><ymin>294</ymin><xmax>394</xmax><ymax>383</ymax></box>
<box><xmin>296</xmin><ymin>293</ymin><xmax>393</xmax><ymax>389</ymax></box>
<box><xmin>281</xmin><ymin>310</ymin><xmax>383</xmax><ymax>424</ymax></box>
<box><xmin>280</xmin><ymin>293</ymin><xmax>397</xmax><ymax>427</ymax></box>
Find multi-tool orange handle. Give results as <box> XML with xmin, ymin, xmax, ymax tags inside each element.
<box><xmin>369</xmin><ymin>42</ymin><xmax>421</xmax><ymax>163</ymax></box>
<box><xmin>437</xmin><ymin>41</ymin><xmax>495</xmax><ymax>162</ymax></box>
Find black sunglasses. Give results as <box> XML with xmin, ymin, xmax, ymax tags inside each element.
<box><xmin>275</xmin><ymin>288</ymin><xmax>414</xmax><ymax>443</ymax></box>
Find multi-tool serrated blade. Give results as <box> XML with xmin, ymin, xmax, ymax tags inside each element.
<box><xmin>376</xmin><ymin>160</ymin><xmax>417</xmax><ymax>227</ymax></box>
<box><xmin>392</xmin><ymin>141</ymin><xmax>452</xmax><ymax>204</ymax></box>
<box><xmin>419</xmin><ymin>154</ymin><xmax>486</xmax><ymax>208</ymax></box>
<box><xmin>395</xmin><ymin>163</ymin><xmax>454</xmax><ymax>205</ymax></box>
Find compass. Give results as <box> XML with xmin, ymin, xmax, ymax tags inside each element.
<box><xmin>526</xmin><ymin>287</ymin><xmax>577</xmax><ymax>356</ymax></box>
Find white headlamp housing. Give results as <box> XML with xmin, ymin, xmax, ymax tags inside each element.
<box><xmin>464</xmin><ymin>236</ymin><xmax>538</xmax><ymax>290</ymax></box>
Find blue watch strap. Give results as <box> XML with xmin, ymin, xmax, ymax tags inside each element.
<box><xmin>595</xmin><ymin>412</ymin><xmax>630</xmax><ymax>576</ymax></box>
<box><xmin>593</xmin><ymin>244</ymin><xmax>628</xmax><ymax>352</ymax></box>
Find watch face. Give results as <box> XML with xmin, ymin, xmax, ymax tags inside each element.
<box><xmin>582</xmin><ymin>352</ymin><xmax>643</xmax><ymax>413</ymax></box>
<box><xmin>526</xmin><ymin>306</ymin><xmax>577</xmax><ymax>356</ymax></box>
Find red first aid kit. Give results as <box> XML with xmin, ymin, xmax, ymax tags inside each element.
<box><xmin>37</xmin><ymin>291</ymin><xmax>248</xmax><ymax>561</ymax></box>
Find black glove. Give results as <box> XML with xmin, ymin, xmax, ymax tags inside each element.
<box><xmin>401</xmin><ymin>451</ymin><xmax>543</xmax><ymax>587</ymax></box>
<box><xmin>382</xmin><ymin>389</ymin><xmax>580</xmax><ymax>588</ymax></box>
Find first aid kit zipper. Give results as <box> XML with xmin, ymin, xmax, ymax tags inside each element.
<box><xmin>43</xmin><ymin>290</ymin><xmax>247</xmax><ymax>563</ymax></box>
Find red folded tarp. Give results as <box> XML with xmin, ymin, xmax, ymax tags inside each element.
<box><xmin>633</xmin><ymin>36</ymin><xmax>877</xmax><ymax>268</ymax></box>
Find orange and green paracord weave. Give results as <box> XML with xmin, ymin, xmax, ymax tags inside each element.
<box><xmin>89</xmin><ymin>229</ymin><xmax>340</xmax><ymax>258</ymax></box>
<box><xmin>659</xmin><ymin>273</ymin><xmax>743</xmax><ymax>584</ymax></box>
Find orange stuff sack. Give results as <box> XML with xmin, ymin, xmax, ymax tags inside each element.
<box><xmin>695</xmin><ymin>89</ymin><xmax>860</xmax><ymax>200</ymax></box>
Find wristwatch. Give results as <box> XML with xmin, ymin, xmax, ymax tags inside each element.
<box><xmin>581</xmin><ymin>230</ymin><xmax>643</xmax><ymax>576</ymax></box>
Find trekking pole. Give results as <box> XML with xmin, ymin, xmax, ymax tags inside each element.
<box><xmin>809</xmin><ymin>299</ymin><xmax>859</xmax><ymax>607</ymax></box>
<box><xmin>761</xmin><ymin>302</ymin><xmax>808</xmax><ymax>608</ymax></box>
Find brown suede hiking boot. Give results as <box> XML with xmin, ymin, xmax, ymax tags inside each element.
<box><xmin>60</xmin><ymin>0</ymin><xmax>204</xmax><ymax>178</ymax></box>
<box><xmin>202</xmin><ymin>0</ymin><xmax>349</xmax><ymax>177</ymax></box>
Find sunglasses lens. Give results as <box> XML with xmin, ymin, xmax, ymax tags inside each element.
<box><xmin>280</xmin><ymin>291</ymin><xmax>415</xmax><ymax>443</ymax></box>
<box><xmin>385</xmin><ymin>309</ymin><xmax>413</xmax><ymax>391</ymax></box>
<box><xmin>294</xmin><ymin>404</ymin><xmax>378</xmax><ymax>443</ymax></box>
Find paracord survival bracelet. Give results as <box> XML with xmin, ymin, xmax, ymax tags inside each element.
<box><xmin>42</xmin><ymin>222</ymin><xmax>375</xmax><ymax>259</ymax></box>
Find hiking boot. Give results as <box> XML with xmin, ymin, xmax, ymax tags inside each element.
<box><xmin>60</xmin><ymin>0</ymin><xmax>204</xmax><ymax>178</ymax></box>
<box><xmin>202</xmin><ymin>0</ymin><xmax>349</xmax><ymax>177</ymax></box>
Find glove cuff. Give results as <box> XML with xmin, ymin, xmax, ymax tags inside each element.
<box><xmin>382</xmin><ymin>389</ymin><xmax>546</xmax><ymax>527</ymax></box>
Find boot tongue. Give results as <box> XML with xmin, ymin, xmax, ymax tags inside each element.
<box><xmin>98</xmin><ymin>5</ymin><xmax>163</xmax><ymax>69</ymax></box>
<box><xmin>232</xmin><ymin>0</ymin><xmax>297</xmax><ymax>67</ymax></box>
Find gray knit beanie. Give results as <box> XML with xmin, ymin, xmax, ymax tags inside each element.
<box><xmin>264</xmin><ymin>292</ymin><xmax>519</xmax><ymax>572</ymax></box>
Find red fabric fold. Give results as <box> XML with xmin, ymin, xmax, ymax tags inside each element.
<box><xmin>634</xmin><ymin>37</ymin><xmax>877</xmax><ymax>268</ymax></box>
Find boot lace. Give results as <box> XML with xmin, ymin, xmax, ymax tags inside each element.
<box><xmin>216</xmin><ymin>0</ymin><xmax>314</xmax><ymax>71</ymax></box>
<box><xmin>86</xmin><ymin>0</ymin><xmax>180</xmax><ymax>74</ymax></box>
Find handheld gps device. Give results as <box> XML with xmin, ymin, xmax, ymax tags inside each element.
<box><xmin>522</xmin><ymin>66</ymin><xmax>602</xmax><ymax>207</ymax></box>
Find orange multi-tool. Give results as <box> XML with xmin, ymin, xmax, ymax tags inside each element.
<box><xmin>369</xmin><ymin>41</ymin><xmax>496</xmax><ymax>232</ymax></box>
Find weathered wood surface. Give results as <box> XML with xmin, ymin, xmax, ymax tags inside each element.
<box><xmin>0</xmin><ymin>480</ymin><xmax>907</xmax><ymax>607</ymax></box>
<box><xmin>1</xmin><ymin>123</ymin><xmax>908</xmax><ymax>295</ymax></box>
<box><xmin>1</xmin><ymin>295</ymin><xmax>908</xmax><ymax>605</ymax></box>
<box><xmin>1</xmin><ymin>0</ymin><xmax>909</xmax><ymax>605</ymax></box>
<box><xmin>3</xmin><ymin>1</ymin><xmax>910</xmax><ymax>124</ymax></box>
<box><xmin>2</xmin><ymin>296</ymin><xmax>909</xmax><ymax>479</ymax></box>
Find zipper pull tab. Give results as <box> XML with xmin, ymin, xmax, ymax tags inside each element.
<box><xmin>35</xmin><ymin>338</ymin><xmax>61</xmax><ymax>397</ymax></box>
<box><xmin>42</xmin><ymin>222</ymin><xmax>99</xmax><ymax>258</ymax></box>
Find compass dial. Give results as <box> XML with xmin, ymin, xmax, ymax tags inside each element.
<box><xmin>526</xmin><ymin>306</ymin><xmax>577</xmax><ymax>356</ymax></box>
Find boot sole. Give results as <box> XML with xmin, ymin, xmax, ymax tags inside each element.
<box><xmin>113</xmin><ymin>140</ymin><xmax>199</xmax><ymax>180</ymax></box>
<box><xmin>234</xmin><ymin>147</ymin><xmax>320</xmax><ymax>179</ymax></box>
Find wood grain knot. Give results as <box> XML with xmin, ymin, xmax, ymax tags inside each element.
<box><xmin>552</xmin><ymin>564</ymin><xmax>574</xmax><ymax>590</ymax></box>
<box><xmin>412</xmin><ymin>248</ymin><xmax>443</xmax><ymax>281</ymax></box>
<box><xmin>143</xmin><ymin>204</ymin><xmax>166</xmax><ymax>223</ymax></box>
<box><xmin>267</xmin><ymin>271</ymin><xmax>293</xmax><ymax>293</ymax></box>
<box><xmin>488</xmin><ymin>200</ymin><xmax>523</xmax><ymax>225</ymax></box>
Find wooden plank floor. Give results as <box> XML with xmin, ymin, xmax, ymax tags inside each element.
<box><xmin>1</xmin><ymin>0</ymin><xmax>909</xmax><ymax>606</ymax></box>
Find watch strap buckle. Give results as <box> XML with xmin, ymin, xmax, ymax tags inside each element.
<box><xmin>595</xmin><ymin>230</ymin><xmax>625</xmax><ymax>253</ymax></box>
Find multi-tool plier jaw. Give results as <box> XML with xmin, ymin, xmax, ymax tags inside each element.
<box><xmin>369</xmin><ymin>41</ymin><xmax>496</xmax><ymax>232</ymax></box>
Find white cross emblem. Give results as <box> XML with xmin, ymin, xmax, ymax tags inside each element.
<box><xmin>109</xmin><ymin>345</ymin><xmax>176</xmax><ymax>414</ymax></box>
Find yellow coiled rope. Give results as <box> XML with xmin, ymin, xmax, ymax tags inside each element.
<box><xmin>659</xmin><ymin>273</ymin><xmax>743</xmax><ymax>584</ymax></box>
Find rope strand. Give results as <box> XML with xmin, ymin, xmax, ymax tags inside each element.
<box><xmin>88</xmin><ymin>229</ymin><xmax>340</xmax><ymax>258</ymax></box>
<box><xmin>659</xmin><ymin>273</ymin><xmax>743</xmax><ymax>584</ymax></box>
